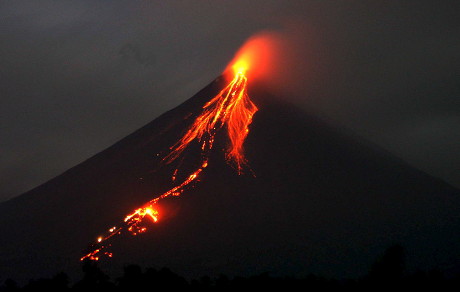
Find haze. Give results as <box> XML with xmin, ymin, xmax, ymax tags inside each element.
<box><xmin>1</xmin><ymin>1</ymin><xmax>459</xmax><ymax>202</ymax></box>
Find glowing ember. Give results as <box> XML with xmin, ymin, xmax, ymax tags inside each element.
<box><xmin>80</xmin><ymin>63</ymin><xmax>258</xmax><ymax>261</ymax></box>
<box><xmin>164</xmin><ymin>66</ymin><xmax>257</xmax><ymax>173</ymax></box>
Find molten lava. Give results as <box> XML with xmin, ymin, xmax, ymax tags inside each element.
<box><xmin>165</xmin><ymin>66</ymin><xmax>256</xmax><ymax>173</ymax></box>
<box><xmin>81</xmin><ymin>63</ymin><xmax>257</xmax><ymax>261</ymax></box>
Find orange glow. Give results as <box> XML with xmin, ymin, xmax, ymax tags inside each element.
<box><xmin>225</xmin><ymin>31</ymin><xmax>283</xmax><ymax>81</ymax></box>
<box><xmin>164</xmin><ymin>70</ymin><xmax>257</xmax><ymax>173</ymax></box>
<box><xmin>232</xmin><ymin>59</ymin><xmax>249</xmax><ymax>75</ymax></box>
<box><xmin>81</xmin><ymin>55</ymin><xmax>258</xmax><ymax>261</ymax></box>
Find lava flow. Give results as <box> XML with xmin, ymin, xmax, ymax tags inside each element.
<box><xmin>81</xmin><ymin>61</ymin><xmax>258</xmax><ymax>261</ymax></box>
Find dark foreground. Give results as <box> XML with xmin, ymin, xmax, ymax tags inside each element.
<box><xmin>1</xmin><ymin>245</ymin><xmax>460</xmax><ymax>290</ymax></box>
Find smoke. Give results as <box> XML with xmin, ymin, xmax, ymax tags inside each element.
<box><xmin>225</xmin><ymin>4</ymin><xmax>460</xmax><ymax>190</ymax></box>
<box><xmin>226</xmin><ymin>23</ymin><xmax>330</xmax><ymax>105</ymax></box>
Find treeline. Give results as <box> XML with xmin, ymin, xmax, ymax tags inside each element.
<box><xmin>1</xmin><ymin>245</ymin><xmax>460</xmax><ymax>290</ymax></box>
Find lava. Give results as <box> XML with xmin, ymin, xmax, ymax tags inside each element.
<box><xmin>81</xmin><ymin>61</ymin><xmax>258</xmax><ymax>261</ymax></box>
<box><xmin>164</xmin><ymin>66</ymin><xmax>257</xmax><ymax>173</ymax></box>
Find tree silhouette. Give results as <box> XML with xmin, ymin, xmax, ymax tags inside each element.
<box><xmin>2</xmin><ymin>244</ymin><xmax>460</xmax><ymax>290</ymax></box>
<box><xmin>368</xmin><ymin>244</ymin><xmax>405</xmax><ymax>285</ymax></box>
<box><xmin>0</xmin><ymin>279</ymin><xmax>19</xmax><ymax>291</ymax></box>
<box><xmin>117</xmin><ymin>264</ymin><xmax>144</xmax><ymax>290</ymax></box>
<box><xmin>73</xmin><ymin>260</ymin><xmax>114</xmax><ymax>290</ymax></box>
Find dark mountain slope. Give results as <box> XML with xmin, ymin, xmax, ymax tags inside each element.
<box><xmin>0</xmin><ymin>76</ymin><xmax>459</xmax><ymax>283</ymax></box>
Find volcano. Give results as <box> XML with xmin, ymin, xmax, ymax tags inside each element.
<box><xmin>1</xmin><ymin>75</ymin><xmax>459</xmax><ymax>283</ymax></box>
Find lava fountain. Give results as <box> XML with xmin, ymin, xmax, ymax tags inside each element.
<box><xmin>81</xmin><ymin>46</ymin><xmax>260</xmax><ymax>261</ymax></box>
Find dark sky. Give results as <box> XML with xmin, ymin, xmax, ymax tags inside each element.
<box><xmin>1</xmin><ymin>1</ymin><xmax>459</xmax><ymax>202</ymax></box>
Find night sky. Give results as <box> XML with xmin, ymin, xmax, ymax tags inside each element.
<box><xmin>1</xmin><ymin>1</ymin><xmax>459</xmax><ymax>202</ymax></box>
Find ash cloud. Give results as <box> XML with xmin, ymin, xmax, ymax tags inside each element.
<box><xmin>249</xmin><ymin>2</ymin><xmax>460</xmax><ymax>188</ymax></box>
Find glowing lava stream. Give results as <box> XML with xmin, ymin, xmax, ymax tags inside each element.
<box><xmin>81</xmin><ymin>66</ymin><xmax>257</xmax><ymax>261</ymax></box>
